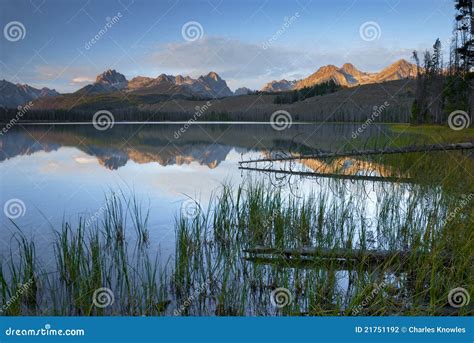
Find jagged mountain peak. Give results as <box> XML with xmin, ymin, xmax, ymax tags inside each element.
<box><xmin>341</xmin><ymin>63</ymin><xmax>361</xmax><ymax>74</ymax></box>
<box><xmin>199</xmin><ymin>71</ymin><xmax>223</xmax><ymax>82</ymax></box>
<box><xmin>204</xmin><ymin>71</ymin><xmax>221</xmax><ymax>81</ymax></box>
<box><xmin>196</xmin><ymin>72</ymin><xmax>233</xmax><ymax>97</ymax></box>
<box><xmin>73</xmin><ymin>69</ymin><xmax>128</xmax><ymax>95</ymax></box>
<box><xmin>319</xmin><ymin>64</ymin><xmax>339</xmax><ymax>71</ymax></box>
<box><xmin>376</xmin><ymin>59</ymin><xmax>418</xmax><ymax>81</ymax></box>
<box><xmin>156</xmin><ymin>74</ymin><xmax>175</xmax><ymax>83</ymax></box>
<box><xmin>261</xmin><ymin>79</ymin><xmax>297</xmax><ymax>92</ymax></box>
<box><xmin>391</xmin><ymin>59</ymin><xmax>411</xmax><ymax>67</ymax></box>
<box><xmin>96</xmin><ymin>69</ymin><xmax>127</xmax><ymax>84</ymax></box>
<box><xmin>234</xmin><ymin>87</ymin><xmax>253</xmax><ymax>96</ymax></box>
<box><xmin>342</xmin><ymin>62</ymin><xmax>356</xmax><ymax>68</ymax></box>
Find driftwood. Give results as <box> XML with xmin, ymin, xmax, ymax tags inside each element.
<box><xmin>244</xmin><ymin>246</ymin><xmax>456</xmax><ymax>265</ymax></box>
<box><xmin>239</xmin><ymin>166</ymin><xmax>415</xmax><ymax>183</ymax></box>
<box><xmin>244</xmin><ymin>256</ymin><xmax>402</xmax><ymax>272</ymax></box>
<box><xmin>239</xmin><ymin>142</ymin><xmax>474</xmax><ymax>164</ymax></box>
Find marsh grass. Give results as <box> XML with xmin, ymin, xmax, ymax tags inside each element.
<box><xmin>172</xmin><ymin>176</ymin><xmax>472</xmax><ymax>316</ymax></box>
<box><xmin>1</xmin><ymin>192</ymin><xmax>169</xmax><ymax>316</ymax></box>
<box><xmin>0</xmin><ymin>147</ymin><xmax>472</xmax><ymax>316</ymax></box>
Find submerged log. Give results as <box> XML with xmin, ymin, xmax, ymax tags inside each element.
<box><xmin>239</xmin><ymin>142</ymin><xmax>474</xmax><ymax>164</ymax></box>
<box><xmin>244</xmin><ymin>256</ymin><xmax>402</xmax><ymax>271</ymax></box>
<box><xmin>244</xmin><ymin>246</ymin><xmax>455</xmax><ymax>265</ymax></box>
<box><xmin>245</xmin><ymin>246</ymin><xmax>409</xmax><ymax>260</ymax></box>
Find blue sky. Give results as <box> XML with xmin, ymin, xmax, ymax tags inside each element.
<box><xmin>1</xmin><ymin>0</ymin><xmax>455</xmax><ymax>92</ymax></box>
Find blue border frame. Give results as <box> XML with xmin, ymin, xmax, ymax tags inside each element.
<box><xmin>0</xmin><ymin>316</ymin><xmax>472</xmax><ymax>342</ymax></box>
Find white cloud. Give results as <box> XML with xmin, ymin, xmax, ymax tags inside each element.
<box><xmin>74</xmin><ymin>156</ymin><xmax>97</xmax><ymax>164</ymax></box>
<box><xmin>33</xmin><ymin>65</ymin><xmax>97</xmax><ymax>92</ymax></box>
<box><xmin>71</xmin><ymin>76</ymin><xmax>95</xmax><ymax>84</ymax></box>
<box><xmin>150</xmin><ymin>37</ymin><xmax>314</xmax><ymax>89</ymax></box>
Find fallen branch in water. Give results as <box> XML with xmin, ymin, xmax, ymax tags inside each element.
<box><xmin>244</xmin><ymin>246</ymin><xmax>459</xmax><ymax>265</ymax></box>
<box><xmin>239</xmin><ymin>142</ymin><xmax>474</xmax><ymax>164</ymax></box>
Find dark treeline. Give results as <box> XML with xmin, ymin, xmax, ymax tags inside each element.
<box><xmin>411</xmin><ymin>0</ymin><xmax>473</xmax><ymax>125</ymax></box>
<box><xmin>0</xmin><ymin>103</ymin><xmax>412</xmax><ymax>124</ymax></box>
<box><xmin>273</xmin><ymin>80</ymin><xmax>341</xmax><ymax>104</ymax></box>
<box><xmin>0</xmin><ymin>107</ymin><xmax>235</xmax><ymax>123</ymax></box>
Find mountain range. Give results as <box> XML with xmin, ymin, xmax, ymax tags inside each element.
<box><xmin>0</xmin><ymin>80</ymin><xmax>59</xmax><ymax>109</ymax></box>
<box><xmin>263</xmin><ymin>59</ymin><xmax>418</xmax><ymax>92</ymax></box>
<box><xmin>76</xmin><ymin>69</ymin><xmax>234</xmax><ymax>98</ymax></box>
<box><xmin>0</xmin><ymin>59</ymin><xmax>417</xmax><ymax>109</ymax></box>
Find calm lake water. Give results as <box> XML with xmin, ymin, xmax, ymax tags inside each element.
<box><xmin>0</xmin><ymin>123</ymin><xmax>394</xmax><ymax>258</ymax></box>
<box><xmin>1</xmin><ymin>122</ymin><xmax>469</xmax><ymax>316</ymax></box>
